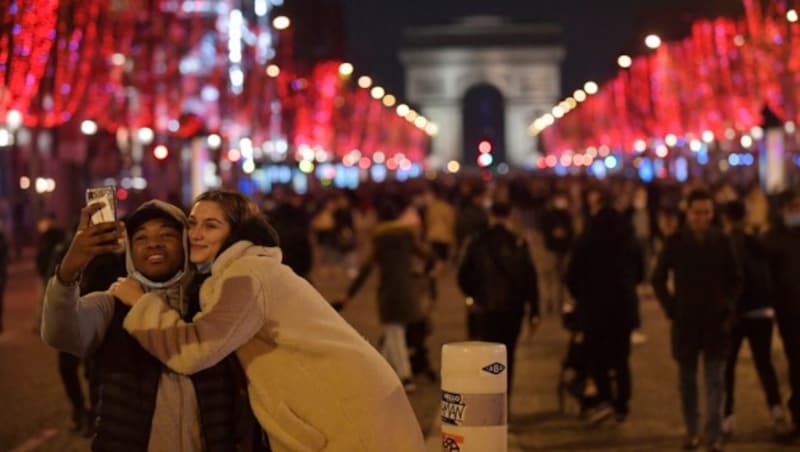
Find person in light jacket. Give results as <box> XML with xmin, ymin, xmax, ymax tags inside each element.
<box><xmin>113</xmin><ymin>190</ymin><xmax>424</xmax><ymax>452</ymax></box>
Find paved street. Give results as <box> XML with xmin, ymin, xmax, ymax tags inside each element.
<box><xmin>0</xmin><ymin>242</ymin><xmax>797</xmax><ymax>451</ymax></box>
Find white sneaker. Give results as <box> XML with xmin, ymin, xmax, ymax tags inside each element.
<box><xmin>722</xmin><ymin>414</ymin><xmax>735</xmax><ymax>437</ymax></box>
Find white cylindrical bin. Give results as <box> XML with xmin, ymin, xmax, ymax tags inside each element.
<box><xmin>440</xmin><ymin>341</ymin><xmax>507</xmax><ymax>452</ymax></box>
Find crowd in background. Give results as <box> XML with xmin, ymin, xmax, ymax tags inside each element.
<box><xmin>2</xmin><ymin>171</ymin><xmax>799</xmax><ymax>450</ymax></box>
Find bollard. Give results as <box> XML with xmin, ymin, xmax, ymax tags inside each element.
<box><xmin>440</xmin><ymin>341</ymin><xmax>507</xmax><ymax>452</ymax></box>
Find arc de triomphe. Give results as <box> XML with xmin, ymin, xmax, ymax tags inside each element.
<box><xmin>400</xmin><ymin>16</ymin><xmax>564</xmax><ymax>168</ymax></box>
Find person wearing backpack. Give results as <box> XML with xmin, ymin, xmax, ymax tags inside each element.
<box><xmin>457</xmin><ymin>201</ymin><xmax>540</xmax><ymax>398</ymax></box>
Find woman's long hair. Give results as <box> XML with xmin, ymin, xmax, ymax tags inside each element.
<box><xmin>193</xmin><ymin>190</ymin><xmax>279</xmax><ymax>258</ymax></box>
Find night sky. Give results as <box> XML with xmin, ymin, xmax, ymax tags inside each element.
<box><xmin>339</xmin><ymin>0</ymin><xmax>742</xmax><ymax>100</ymax></box>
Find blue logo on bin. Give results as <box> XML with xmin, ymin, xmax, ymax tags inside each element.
<box><xmin>482</xmin><ymin>362</ymin><xmax>506</xmax><ymax>375</ymax></box>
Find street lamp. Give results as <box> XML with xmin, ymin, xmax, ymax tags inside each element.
<box><xmin>645</xmin><ymin>34</ymin><xmax>662</xmax><ymax>50</ymax></box>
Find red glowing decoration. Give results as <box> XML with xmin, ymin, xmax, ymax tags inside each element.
<box><xmin>543</xmin><ymin>1</ymin><xmax>800</xmax><ymax>155</ymax></box>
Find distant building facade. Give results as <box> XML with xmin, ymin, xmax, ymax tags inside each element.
<box><xmin>400</xmin><ymin>16</ymin><xmax>564</xmax><ymax>168</ymax></box>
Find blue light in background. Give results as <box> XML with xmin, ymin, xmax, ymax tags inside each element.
<box><xmin>591</xmin><ymin>160</ymin><xmax>607</xmax><ymax>179</ymax></box>
<box><xmin>697</xmin><ymin>149</ymin><xmax>709</xmax><ymax>165</ymax></box>
<box><xmin>674</xmin><ymin>156</ymin><xmax>688</xmax><ymax>182</ymax></box>
<box><xmin>604</xmin><ymin>155</ymin><xmax>618</xmax><ymax>169</ymax></box>
<box><xmin>370</xmin><ymin>164</ymin><xmax>387</xmax><ymax>182</ymax></box>
<box><xmin>638</xmin><ymin>158</ymin><xmax>654</xmax><ymax>182</ymax></box>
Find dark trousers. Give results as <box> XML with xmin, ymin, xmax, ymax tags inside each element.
<box><xmin>776</xmin><ymin>311</ymin><xmax>800</xmax><ymax>428</ymax></box>
<box><xmin>58</xmin><ymin>352</ymin><xmax>86</xmax><ymax>414</ymax></box>
<box><xmin>406</xmin><ymin>319</ymin><xmax>433</xmax><ymax>375</ymax></box>
<box><xmin>583</xmin><ymin>329</ymin><xmax>632</xmax><ymax>415</ymax></box>
<box><xmin>724</xmin><ymin>317</ymin><xmax>782</xmax><ymax>416</ymax></box>
<box><xmin>477</xmin><ymin>312</ymin><xmax>522</xmax><ymax>396</ymax></box>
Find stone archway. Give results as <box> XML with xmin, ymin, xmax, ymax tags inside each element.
<box><xmin>462</xmin><ymin>83</ymin><xmax>506</xmax><ymax>166</ymax></box>
<box><xmin>400</xmin><ymin>16</ymin><xmax>564</xmax><ymax>168</ymax></box>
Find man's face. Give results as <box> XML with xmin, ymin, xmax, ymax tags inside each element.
<box><xmin>130</xmin><ymin>218</ymin><xmax>184</xmax><ymax>282</ymax></box>
<box><xmin>686</xmin><ymin>199</ymin><xmax>714</xmax><ymax>234</ymax></box>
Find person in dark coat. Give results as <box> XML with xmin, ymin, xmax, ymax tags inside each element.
<box><xmin>345</xmin><ymin>197</ymin><xmax>430</xmax><ymax>391</ymax></box>
<box><xmin>762</xmin><ymin>189</ymin><xmax>800</xmax><ymax>442</ymax></box>
<box><xmin>457</xmin><ymin>202</ymin><xmax>540</xmax><ymax>398</ymax></box>
<box><xmin>267</xmin><ymin>192</ymin><xmax>313</xmax><ymax>279</ymax></box>
<box><xmin>652</xmin><ymin>189</ymin><xmax>742</xmax><ymax>451</ymax></box>
<box><xmin>539</xmin><ymin>191</ymin><xmax>574</xmax><ymax>315</ymax></box>
<box><xmin>566</xmin><ymin>206</ymin><xmax>643</xmax><ymax>423</ymax></box>
<box><xmin>719</xmin><ymin>200</ymin><xmax>788</xmax><ymax>437</ymax></box>
<box><xmin>454</xmin><ymin>186</ymin><xmax>490</xmax><ymax>339</ymax></box>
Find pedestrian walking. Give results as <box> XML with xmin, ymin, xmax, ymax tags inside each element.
<box><xmin>539</xmin><ymin>191</ymin><xmax>574</xmax><ymax>315</ymax></box>
<box><xmin>457</xmin><ymin>201</ymin><xmax>540</xmax><ymax>398</ymax></box>
<box><xmin>762</xmin><ymin>189</ymin><xmax>800</xmax><ymax>443</ymax></box>
<box><xmin>719</xmin><ymin>200</ymin><xmax>788</xmax><ymax>437</ymax></box>
<box><xmin>345</xmin><ymin>196</ymin><xmax>431</xmax><ymax>393</ymax></box>
<box><xmin>566</xmin><ymin>206</ymin><xmax>643</xmax><ymax>424</ymax></box>
<box><xmin>652</xmin><ymin>189</ymin><xmax>742</xmax><ymax>452</ymax></box>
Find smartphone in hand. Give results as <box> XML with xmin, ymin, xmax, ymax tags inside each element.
<box><xmin>86</xmin><ymin>186</ymin><xmax>117</xmax><ymax>225</ymax></box>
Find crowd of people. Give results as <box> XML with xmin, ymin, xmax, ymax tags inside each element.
<box><xmin>2</xmin><ymin>170</ymin><xmax>797</xmax><ymax>451</ymax></box>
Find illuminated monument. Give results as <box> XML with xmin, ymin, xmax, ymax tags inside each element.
<box><xmin>401</xmin><ymin>16</ymin><xmax>564</xmax><ymax>169</ymax></box>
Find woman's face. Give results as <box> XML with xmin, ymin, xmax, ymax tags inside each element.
<box><xmin>188</xmin><ymin>200</ymin><xmax>232</xmax><ymax>265</ymax></box>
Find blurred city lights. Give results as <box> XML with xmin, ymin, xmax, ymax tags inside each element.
<box><xmin>6</xmin><ymin>110</ymin><xmax>22</xmax><ymax>130</ymax></box>
<box><xmin>413</xmin><ymin>116</ymin><xmax>427</xmax><ymax>128</ymax></box>
<box><xmin>19</xmin><ymin>176</ymin><xmax>30</xmax><ymax>190</ymax></box>
<box><xmin>604</xmin><ymin>155</ymin><xmax>618</xmax><ymax>169</ymax></box>
<box><xmin>299</xmin><ymin>160</ymin><xmax>315</xmax><ymax>174</ymax></box>
<box><xmin>645</xmin><ymin>34</ymin><xmax>662</xmax><ymax>49</ymax></box>
<box><xmin>357</xmin><ymin>76</ymin><xmax>372</xmax><ymax>88</ymax></box>
<box><xmin>0</xmin><ymin>128</ymin><xmax>11</xmax><ymax>146</ymax></box>
<box><xmin>396</xmin><ymin>104</ymin><xmax>410</xmax><ymax>117</ymax></box>
<box><xmin>272</xmin><ymin>16</ymin><xmax>290</xmax><ymax>30</ymax></box>
<box><xmin>370</xmin><ymin>86</ymin><xmax>385</xmax><ymax>99</ymax></box>
<box><xmin>266</xmin><ymin>64</ymin><xmax>280</xmax><ymax>77</ymax></box>
<box><xmin>137</xmin><ymin>127</ymin><xmax>154</xmax><ymax>144</ymax></box>
<box><xmin>665</xmin><ymin>134</ymin><xmax>677</xmax><ymax>147</ymax></box>
<box><xmin>373</xmin><ymin>151</ymin><xmax>385</xmax><ymax>164</ymax></box>
<box><xmin>750</xmin><ymin>126</ymin><xmax>764</xmax><ymax>140</ymax></box>
<box><xmin>477</xmin><ymin>153</ymin><xmax>493</xmax><ymax>167</ymax></box>
<box><xmin>447</xmin><ymin>160</ymin><xmax>461</xmax><ymax>173</ymax></box>
<box><xmin>242</xmin><ymin>160</ymin><xmax>256</xmax><ymax>174</ymax></box>
<box><xmin>634</xmin><ymin>139</ymin><xmax>647</xmax><ymax>153</ymax></box>
<box><xmin>584</xmin><ymin>81</ymin><xmax>599</xmax><ymax>95</ymax></box>
<box><xmin>153</xmin><ymin>144</ymin><xmax>169</xmax><ymax>160</ymax></box>
<box><xmin>338</xmin><ymin>62</ymin><xmax>354</xmax><ymax>77</ymax></box>
<box><xmin>617</xmin><ymin>55</ymin><xmax>632</xmax><ymax>68</ymax></box>
<box><xmin>655</xmin><ymin>144</ymin><xmax>669</xmax><ymax>158</ymax></box>
<box><xmin>425</xmin><ymin>123</ymin><xmax>439</xmax><ymax>136</ymax></box>
<box><xmin>701</xmin><ymin>130</ymin><xmax>715</xmax><ymax>143</ymax></box>
<box><xmin>740</xmin><ymin>135</ymin><xmax>753</xmax><ymax>148</ymax></box>
<box><xmin>207</xmin><ymin>134</ymin><xmax>222</xmax><ymax>149</ymax></box>
<box><xmin>690</xmin><ymin>139</ymin><xmax>703</xmax><ymax>152</ymax></box>
<box><xmin>786</xmin><ymin>121</ymin><xmax>797</xmax><ymax>134</ymax></box>
<box><xmin>382</xmin><ymin>94</ymin><xmax>396</xmax><ymax>107</ymax></box>
<box><xmin>227</xmin><ymin>148</ymin><xmax>242</xmax><ymax>162</ymax></box>
<box><xmin>80</xmin><ymin>120</ymin><xmax>98</xmax><ymax>135</ymax></box>
<box><xmin>574</xmin><ymin>89</ymin><xmax>587</xmax><ymax>102</ymax></box>
<box><xmin>552</xmin><ymin>106</ymin><xmax>565</xmax><ymax>118</ymax></box>
<box><xmin>788</xmin><ymin>9</ymin><xmax>799</xmax><ymax>23</ymax></box>
<box><xmin>478</xmin><ymin>140</ymin><xmax>492</xmax><ymax>153</ymax></box>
